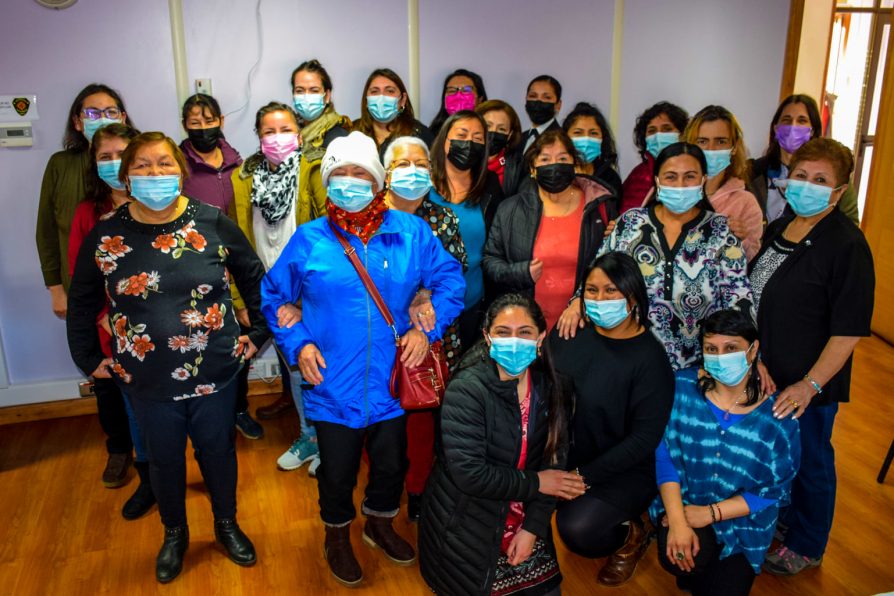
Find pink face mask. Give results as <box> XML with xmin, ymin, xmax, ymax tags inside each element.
<box><xmin>445</xmin><ymin>90</ymin><xmax>476</xmax><ymax>115</ymax></box>
<box><xmin>260</xmin><ymin>133</ymin><xmax>299</xmax><ymax>166</ymax></box>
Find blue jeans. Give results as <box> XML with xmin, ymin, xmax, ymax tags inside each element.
<box><xmin>782</xmin><ymin>403</ymin><xmax>838</xmax><ymax>558</ymax></box>
<box><xmin>121</xmin><ymin>392</ymin><xmax>148</xmax><ymax>462</ymax></box>
<box><xmin>288</xmin><ymin>368</ymin><xmax>316</xmax><ymax>439</ymax></box>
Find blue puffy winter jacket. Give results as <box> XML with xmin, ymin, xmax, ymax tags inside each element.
<box><xmin>261</xmin><ymin>210</ymin><xmax>465</xmax><ymax>429</ymax></box>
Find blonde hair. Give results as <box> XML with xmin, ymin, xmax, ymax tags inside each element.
<box><xmin>684</xmin><ymin>105</ymin><xmax>750</xmax><ymax>183</ymax></box>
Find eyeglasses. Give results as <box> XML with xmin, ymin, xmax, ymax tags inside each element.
<box><xmin>82</xmin><ymin>107</ymin><xmax>122</xmax><ymax>120</ymax></box>
<box><xmin>445</xmin><ymin>85</ymin><xmax>474</xmax><ymax>95</ymax></box>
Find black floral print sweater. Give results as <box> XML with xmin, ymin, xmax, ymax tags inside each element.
<box><xmin>67</xmin><ymin>199</ymin><xmax>269</xmax><ymax>402</ymax></box>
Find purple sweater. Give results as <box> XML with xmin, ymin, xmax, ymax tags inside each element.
<box><xmin>180</xmin><ymin>138</ymin><xmax>242</xmax><ymax>212</ymax></box>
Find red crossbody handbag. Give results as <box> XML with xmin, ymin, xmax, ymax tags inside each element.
<box><xmin>327</xmin><ymin>220</ymin><xmax>448</xmax><ymax>409</ymax></box>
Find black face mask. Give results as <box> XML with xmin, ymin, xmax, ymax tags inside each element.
<box><xmin>447</xmin><ymin>139</ymin><xmax>486</xmax><ymax>171</ymax></box>
<box><xmin>486</xmin><ymin>131</ymin><xmax>509</xmax><ymax>156</ymax></box>
<box><xmin>525</xmin><ymin>100</ymin><xmax>556</xmax><ymax>126</ymax></box>
<box><xmin>535</xmin><ymin>163</ymin><xmax>576</xmax><ymax>193</ymax></box>
<box><xmin>187</xmin><ymin>126</ymin><xmax>223</xmax><ymax>153</ymax></box>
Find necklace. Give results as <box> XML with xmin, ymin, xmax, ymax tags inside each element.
<box><xmin>715</xmin><ymin>388</ymin><xmax>748</xmax><ymax>421</ymax></box>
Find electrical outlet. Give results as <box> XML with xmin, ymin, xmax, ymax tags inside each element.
<box><xmin>78</xmin><ymin>380</ymin><xmax>95</xmax><ymax>398</ymax></box>
<box><xmin>195</xmin><ymin>78</ymin><xmax>212</xmax><ymax>95</ymax></box>
<box><xmin>269</xmin><ymin>362</ymin><xmax>281</xmax><ymax>377</ymax></box>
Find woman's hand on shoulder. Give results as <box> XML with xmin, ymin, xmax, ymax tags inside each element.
<box><xmin>556</xmin><ymin>298</ymin><xmax>584</xmax><ymax>340</ymax></box>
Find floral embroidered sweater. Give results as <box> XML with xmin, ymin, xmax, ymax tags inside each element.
<box><xmin>67</xmin><ymin>199</ymin><xmax>269</xmax><ymax>402</ymax></box>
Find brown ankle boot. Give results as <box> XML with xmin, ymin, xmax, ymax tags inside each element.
<box><xmin>362</xmin><ymin>515</ymin><xmax>416</xmax><ymax>565</ymax></box>
<box><xmin>597</xmin><ymin>520</ymin><xmax>652</xmax><ymax>587</ymax></box>
<box><xmin>324</xmin><ymin>524</ymin><xmax>362</xmax><ymax>587</ymax></box>
<box><xmin>256</xmin><ymin>394</ymin><xmax>293</xmax><ymax>420</ymax></box>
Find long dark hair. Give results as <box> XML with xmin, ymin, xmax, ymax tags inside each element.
<box><xmin>430</xmin><ymin>110</ymin><xmax>490</xmax><ymax>205</ymax></box>
<box><xmin>87</xmin><ymin>123</ymin><xmax>140</xmax><ymax>216</ymax></box>
<box><xmin>562</xmin><ymin>102</ymin><xmax>617</xmax><ymax>168</ymax></box>
<box><xmin>645</xmin><ymin>141</ymin><xmax>712</xmax><ymax>211</ymax></box>
<box><xmin>697</xmin><ymin>309</ymin><xmax>761</xmax><ymax>406</ymax></box>
<box><xmin>429</xmin><ymin>68</ymin><xmax>488</xmax><ymax>137</ymax></box>
<box><xmin>577</xmin><ymin>252</ymin><xmax>650</xmax><ymax>329</ymax></box>
<box><xmin>764</xmin><ymin>94</ymin><xmax>822</xmax><ymax>166</ymax></box>
<box><xmin>64</xmin><ymin>83</ymin><xmax>134</xmax><ymax>151</ymax></box>
<box><xmin>353</xmin><ymin>68</ymin><xmax>418</xmax><ymax>143</ymax></box>
<box><xmin>459</xmin><ymin>293</ymin><xmax>567</xmax><ymax>465</ymax></box>
<box><xmin>633</xmin><ymin>101</ymin><xmax>688</xmax><ymax>160</ymax></box>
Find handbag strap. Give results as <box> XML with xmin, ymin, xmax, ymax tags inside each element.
<box><xmin>327</xmin><ymin>218</ymin><xmax>400</xmax><ymax>341</ymax></box>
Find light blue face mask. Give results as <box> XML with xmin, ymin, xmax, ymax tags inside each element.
<box><xmin>584</xmin><ymin>298</ymin><xmax>630</xmax><ymax>329</ymax></box>
<box><xmin>389</xmin><ymin>165</ymin><xmax>432</xmax><ymax>200</ymax></box>
<box><xmin>328</xmin><ymin>176</ymin><xmax>376</xmax><ymax>212</ymax></box>
<box><xmin>293</xmin><ymin>93</ymin><xmax>326</xmax><ymax>121</ymax></box>
<box><xmin>488</xmin><ymin>336</ymin><xmax>539</xmax><ymax>377</ymax></box>
<box><xmin>703</xmin><ymin>343</ymin><xmax>754</xmax><ymax>387</ymax></box>
<box><xmin>97</xmin><ymin>160</ymin><xmax>125</xmax><ymax>191</ymax></box>
<box><xmin>704</xmin><ymin>149</ymin><xmax>732</xmax><ymax>178</ymax></box>
<box><xmin>645</xmin><ymin>132</ymin><xmax>679</xmax><ymax>158</ymax></box>
<box><xmin>367</xmin><ymin>95</ymin><xmax>400</xmax><ymax>123</ymax></box>
<box><xmin>572</xmin><ymin>136</ymin><xmax>603</xmax><ymax>163</ymax></box>
<box><xmin>129</xmin><ymin>175</ymin><xmax>181</xmax><ymax>210</ymax></box>
<box><xmin>83</xmin><ymin>117</ymin><xmax>119</xmax><ymax>143</ymax></box>
<box><xmin>656</xmin><ymin>184</ymin><xmax>703</xmax><ymax>214</ymax></box>
<box><xmin>784</xmin><ymin>179</ymin><xmax>837</xmax><ymax>217</ymax></box>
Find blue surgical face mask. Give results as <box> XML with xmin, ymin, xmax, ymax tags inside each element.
<box><xmin>488</xmin><ymin>336</ymin><xmax>538</xmax><ymax>377</ymax></box>
<box><xmin>328</xmin><ymin>176</ymin><xmax>376</xmax><ymax>212</ymax></box>
<box><xmin>367</xmin><ymin>95</ymin><xmax>400</xmax><ymax>123</ymax></box>
<box><xmin>703</xmin><ymin>343</ymin><xmax>754</xmax><ymax>387</ymax></box>
<box><xmin>83</xmin><ymin>117</ymin><xmax>119</xmax><ymax>143</ymax></box>
<box><xmin>784</xmin><ymin>179</ymin><xmax>837</xmax><ymax>217</ymax></box>
<box><xmin>584</xmin><ymin>298</ymin><xmax>630</xmax><ymax>329</ymax></box>
<box><xmin>97</xmin><ymin>159</ymin><xmax>125</xmax><ymax>191</ymax></box>
<box><xmin>389</xmin><ymin>165</ymin><xmax>432</xmax><ymax>200</ymax></box>
<box><xmin>293</xmin><ymin>93</ymin><xmax>326</xmax><ymax>121</ymax></box>
<box><xmin>128</xmin><ymin>175</ymin><xmax>181</xmax><ymax>210</ymax></box>
<box><xmin>572</xmin><ymin>136</ymin><xmax>603</xmax><ymax>163</ymax></box>
<box><xmin>656</xmin><ymin>184</ymin><xmax>703</xmax><ymax>214</ymax></box>
<box><xmin>645</xmin><ymin>132</ymin><xmax>679</xmax><ymax>158</ymax></box>
<box><xmin>704</xmin><ymin>149</ymin><xmax>732</xmax><ymax>178</ymax></box>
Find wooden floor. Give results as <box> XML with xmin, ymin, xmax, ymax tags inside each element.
<box><xmin>1</xmin><ymin>337</ymin><xmax>893</xmax><ymax>596</ymax></box>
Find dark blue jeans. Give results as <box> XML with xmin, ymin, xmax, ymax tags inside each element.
<box><xmin>129</xmin><ymin>380</ymin><xmax>238</xmax><ymax>528</ymax></box>
<box><xmin>781</xmin><ymin>403</ymin><xmax>838</xmax><ymax>558</ymax></box>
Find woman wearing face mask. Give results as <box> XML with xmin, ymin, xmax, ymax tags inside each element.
<box><xmin>563</xmin><ymin>102</ymin><xmax>622</xmax><ymax>201</ymax></box>
<box><xmin>477</xmin><ymin>100</ymin><xmax>527</xmax><ymax>197</ymax></box>
<box><xmin>68</xmin><ymin>123</ymin><xmax>156</xmax><ymax>519</ymax></box>
<box><xmin>429</xmin><ymin>68</ymin><xmax>488</xmax><ymax>138</ymax></box>
<box><xmin>620</xmin><ymin>101</ymin><xmax>688</xmax><ymax>215</ymax></box>
<box><xmin>261</xmin><ymin>131</ymin><xmax>465</xmax><ymax>588</ymax></box>
<box><xmin>67</xmin><ymin>132</ymin><xmax>270</xmax><ymax>583</ymax></box>
<box><xmin>483</xmin><ymin>130</ymin><xmax>616</xmax><ymax>331</ymax></box>
<box><xmin>37</xmin><ymin>83</ymin><xmax>134</xmax><ymax>323</ymax></box>
<box><xmin>748</xmin><ymin>95</ymin><xmax>860</xmax><ymax>226</ymax></box>
<box><xmin>682</xmin><ymin>106</ymin><xmax>763</xmax><ymax>262</ymax></box>
<box><xmin>521</xmin><ymin>75</ymin><xmax>563</xmax><ymax>153</ymax></box>
<box><xmin>180</xmin><ymin>94</ymin><xmax>242</xmax><ymax>212</ymax></box>
<box><xmin>429</xmin><ymin>111</ymin><xmax>504</xmax><ymax>349</ymax></box>
<box><xmin>382</xmin><ymin>135</ymin><xmax>468</xmax><ymax>522</ymax></box>
<box><xmin>651</xmin><ymin>309</ymin><xmax>800</xmax><ymax>596</ymax></box>
<box><xmin>353</xmin><ymin>68</ymin><xmax>433</xmax><ymax>158</ymax></box>
<box><xmin>550</xmin><ymin>253</ymin><xmax>674</xmax><ymax>587</ymax></box>
<box><xmin>557</xmin><ymin>143</ymin><xmax>753</xmax><ymax>372</ymax></box>
<box><xmin>419</xmin><ymin>293</ymin><xmax>584</xmax><ymax>596</ymax></box>
<box><xmin>750</xmin><ymin>138</ymin><xmax>874</xmax><ymax>577</ymax></box>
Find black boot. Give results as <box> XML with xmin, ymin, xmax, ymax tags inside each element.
<box><xmin>122</xmin><ymin>461</ymin><xmax>156</xmax><ymax>520</ymax></box>
<box><xmin>214</xmin><ymin>519</ymin><xmax>257</xmax><ymax>566</ymax></box>
<box><xmin>156</xmin><ymin>526</ymin><xmax>189</xmax><ymax>583</ymax></box>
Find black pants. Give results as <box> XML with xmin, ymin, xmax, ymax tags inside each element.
<box><xmin>129</xmin><ymin>380</ymin><xmax>238</xmax><ymax>528</ymax></box>
<box><xmin>93</xmin><ymin>377</ymin><xmax>133</xmax><ymax>454</ymax></box>
<box><xmin>657</xmin><ymin>524</ymin><xmax>756</xmax><ymax>596</ymax></box>
<box><xmin>556</xmin><ymin>493</ymin><xmax>632</xmax><ymax>558</ymax></box>
<box><xmin>315</xmin><ymin>415</ymin><xmax>408</xmax><ymax>525</ymax></box>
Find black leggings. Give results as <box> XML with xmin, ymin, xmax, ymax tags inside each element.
<box><xmin>555</xmin><ymin>493</ymin><xmax>632</xmax><ymax>558</ymax></box>
<box><xmin>93</xmin><ymin>377</ymin><xmax>133</xmax><ymax>454</ymax></box>
<box><xmin>657</xmin><ymin>524</ymin><xmax>756</xmax><ymax>596</ymax></box>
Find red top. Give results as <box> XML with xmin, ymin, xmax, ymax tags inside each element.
<box><xmin>533</xmin><ymin>196</ymin><xmax>585</xmax><ymax>330</ymax></box>
<box><xmin>620</xmin><ymin>154</ymin><xmax>655</xmax><ymax>214</ymax></box>
<box><xmin>501</xmin><ymin>373</ymin><xmax>532</xmax><ymax>554</ymax></box>
<box><xmin>487</xmin><ymin>150</ymin><xmax>506</xmax><ymax>186</ymax></box>
<box><xmin>69</xmin><ymin>199</ymin><xmax>114</xmax><ymax>357</ymax></box>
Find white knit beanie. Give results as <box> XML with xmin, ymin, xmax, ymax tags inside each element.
<box><xmin>320</xmin><ymin>131</ymin><xmax>385</xmax><ymax>189</ymax></box>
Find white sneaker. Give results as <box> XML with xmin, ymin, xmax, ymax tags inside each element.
<box><xmin>308</xmin><ymin>455</ymin><xmax>321</xmax><ymax>477</ymax></box>
<box><xmin>277</xmin><ymin>436</ymin><xmax>319</xmax><ymax>471</ymax></box>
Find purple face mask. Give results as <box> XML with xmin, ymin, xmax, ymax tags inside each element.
<box><xmin>775</xmin><ymin>124</ymin><xmax>812</xmax><ymax>154</ymax></box>
<box><xmin>445</xmin><ymin>91</ymin><xmax>476</xmax><ymax>115</ymax></box>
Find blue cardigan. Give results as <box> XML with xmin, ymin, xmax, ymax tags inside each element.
<box><xmin>649</xmin><ymin>367</ymin><xmax>801</xmax><ymax>572</ymax></box>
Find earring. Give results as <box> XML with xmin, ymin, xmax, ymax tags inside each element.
<box><xmin>537</xmin><ymin>345</ymin><xmax>542</xmax><ymax>357</ymax></box>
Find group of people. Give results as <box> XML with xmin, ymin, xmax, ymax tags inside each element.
<box><xmin>40</xmin><ymin>61</ymin><xmax>874</xmax><ymax>595</ymax></box>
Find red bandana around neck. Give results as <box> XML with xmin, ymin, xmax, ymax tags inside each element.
<box><xmin>327</xmin><ymin>191</ymin><xmax>389</xmax><ymax>244</ymax></box>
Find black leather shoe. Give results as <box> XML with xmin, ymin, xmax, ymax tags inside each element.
<box><xmin>122</xmin><ymin>461</ymin><xmax>156</xmax><ymax>520</ymax></box>
<box><xmin>156</xmin><ymin>526</ymin><xmax>189</xmax><ymax>583</ymax></box>
<box><xmin>214</xmin><ymin>519</ymin><xmax>257</xmax><ymax>566</ymax></box>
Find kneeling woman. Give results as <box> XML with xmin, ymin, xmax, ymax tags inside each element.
<box><xmin>420</xmin><ymin>294</ymin><xmax>586</xmax><ymax>596</ymax></box>
<box><xmin>650</xmin><ymin>309</ymin><xmax>800</xmax><ymax>596</ymax></box>
<box><xmin>550</xmin><ymin>252</ymin><xmax>675</xmax><ymax>586</ymax></box>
